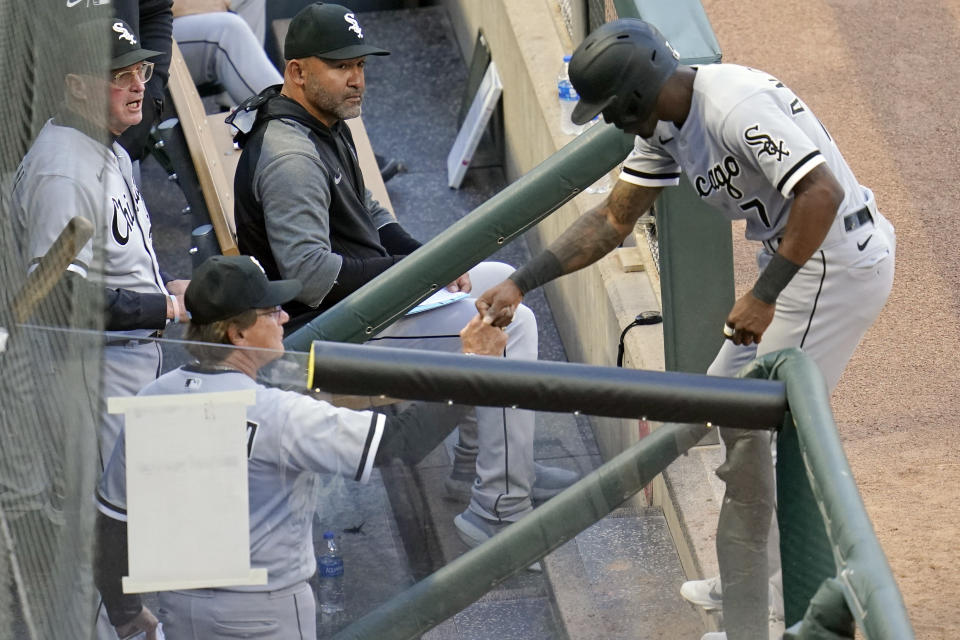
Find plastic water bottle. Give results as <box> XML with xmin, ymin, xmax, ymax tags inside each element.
<box><xmin>558</xmin><ymin>55</ymin><xmax>585</xmax><ymax>135</ymax></box>
<box><xmin>317</xmin><ymin>531</ymin><xmax>345</xmax><ymax>615</ymax></box>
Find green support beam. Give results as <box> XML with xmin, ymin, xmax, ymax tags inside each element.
<box><xmin>330</xmin><ymin>420</ymin><xmax>711</xmax><ymax>640</ymax></box>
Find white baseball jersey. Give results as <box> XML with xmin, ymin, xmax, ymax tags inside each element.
<box><xmin>96</xmin><ymin>366</ymin><xmax>385</xmax><ymax>592</ymax></box>
<box><xmin>621</xmin><ymin>63</ymin><xmax>868</xmax><ymax>244</ymax></box>
<box><xmin>13</xmin><ymin>118</ymin><xmax>172</xmax><ymax>470</ymax></box>
<box><xmin>12</xmin><ymin>118</ymin><xmax>168</xmax><ymax>329</ymax></box>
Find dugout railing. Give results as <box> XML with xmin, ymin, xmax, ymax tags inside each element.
<box><xmin>303</xmin><ymin>343</ymin><xmax>912</xmax><ymax>640</ymax></box>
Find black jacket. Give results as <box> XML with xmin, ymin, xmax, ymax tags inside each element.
<box><xmin>232</xmin><ymin>87</ymin><xmax>420</xmax><ymax>331</ymax></box>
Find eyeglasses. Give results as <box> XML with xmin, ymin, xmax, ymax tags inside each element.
<box><xmin>110</xmin><ymin>61</ymin><xmax>153</xmax><ymax>89</ymax></box>
<box><xmin>255</xmin><ymin>306</ymin><xmax>284</xmax><ymax>322</ymax></box>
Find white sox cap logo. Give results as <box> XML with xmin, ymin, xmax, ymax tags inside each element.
<box><xmin>112</xmin><ymin>20</ymin><xmax>136</xmax><ymax>45</ymax></box>
<box><xmin>248</xmin><ymin>255</ymin><xmax>267</xmax><ymax>275</ymax></box>
<box><xmin>344</xmin><ymin>13</ymin><xmax>363</xmax><ymax>38</ymax></box>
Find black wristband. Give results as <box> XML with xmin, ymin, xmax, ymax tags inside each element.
<box><xmin>751</xmin><ymin>253</ymin><xmax>802</xmax><ymax>305</ymax></box>
<box><xmin>508</xmin><ymin>250</ymin><xmax>563</xmax><ymax>295</ymax></box>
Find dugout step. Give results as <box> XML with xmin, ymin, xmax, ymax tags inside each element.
<box><xmin>375</xmin><ymin>416</ymin><xmax>705</xmax><ymax>639</ymax></box>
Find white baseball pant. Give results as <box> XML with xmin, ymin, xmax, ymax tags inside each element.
<box><xmin>366</xmin><ymin>261</ymin><xmax>538</xmax><ymax>522</ymax></box>
<box><xmin>708</xmin><ymin>211</ymin><xmax>895</xmax><ymax>638</ymax></box>
<box><xmin>173</xmin><ymin>10</ymin><xmax>281</xmax><ymax>106</ymax></box>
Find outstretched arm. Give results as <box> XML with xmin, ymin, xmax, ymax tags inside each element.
<box><xmin>477</xmin><ymin>180</ymin><xmax>662</xmax><ymax>327</ymax></box>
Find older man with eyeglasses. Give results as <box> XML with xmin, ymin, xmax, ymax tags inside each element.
<box><xmin>94</xmin><ymin>255</ymin><xmax>510</xmax><ymax>639</ymax></box>
<box><xmin>11</xmin><ymin>17</ymin><xmax>190</xmax><ymax>472</ymax></box>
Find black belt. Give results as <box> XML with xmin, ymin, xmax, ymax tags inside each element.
<box><xmin>105</xmin><ymin>330</ymin><xmax>161</xmax><ymax>347</ymax></box>
<box><xmin>763</xmin><ymin>205</ymin><xmax>874</xmax><ymax>253</ymax></box>
<box><xmin>843</xmin><ymin>206</ymin><xmax>873</xmax><ymax>232</ymax></box>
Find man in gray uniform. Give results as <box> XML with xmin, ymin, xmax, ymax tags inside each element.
<box><xmin>230</xmin><ymin>2</ymin><xmax>577</xmax><ymax>550</ymax></box>
<box><xmin>11</xmin><ymin>18</ymin><xmax>190</xmax><ymax>471</ymax></box>
<box><xmin>94</xmin><ymin>255</ymin><xmax>508</xmax><ymax>639</ymax></box>
<box><xmin>477</xmin><ymin>19</ymin><xmax>895</xmax><ymax>640</ymax></box>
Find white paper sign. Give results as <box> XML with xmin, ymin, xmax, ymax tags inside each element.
<box><xmin>447</xmin><ymin>61</ymin><xmax>502</xmax><ymax>189</ymax></box>
<box><xmin>108</xmin><ymin>390</ymin><xmax>267</xmax><ymax>593</ymax></box>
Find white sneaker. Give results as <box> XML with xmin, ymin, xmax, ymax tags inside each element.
<box><xmin>681</xmin><ymin>576</ymin><xmax>723</xmax><ymax>610</ymax></box>
<box><xmin>682</xmin><ymin>576</ymin><xmax>785</xmax><ymax>620</ymax></box>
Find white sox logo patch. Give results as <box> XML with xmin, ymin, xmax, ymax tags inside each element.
<box><xmin>344</xmin><ymin>13</ymin><xmax>363</xmax><ymax>38</ymax></box>
<box><xmin>112</xmin><ymin>21</ymin><xmax>137</xmax><ymax>45</ymax></box>
<box><xmin>744</xmin><ymin>125</ymin><xmax>790</xmax><ymax>161</ymax></box>
<box><xmin>695</xmin><ymin>155</ymin><xmax>743</xmax><ymax>199</ymax></box>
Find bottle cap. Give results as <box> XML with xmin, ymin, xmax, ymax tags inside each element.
<box><xmin>563</xmin><ymin>54</ymin><xmax>572</xmax><ymax>62</ymax></box>
<box><xmin>323</xmin><ymin>531</ymin><xmax>335</xmax><ymax>539</ymax></box>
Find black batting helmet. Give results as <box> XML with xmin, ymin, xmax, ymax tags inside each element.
<box><xmin>569</xmin><ymin>19</ymin><xmax>680</xmax><ymax>129</ymax></box>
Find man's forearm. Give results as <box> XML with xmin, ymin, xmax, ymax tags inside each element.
<box><xmin>774</xmin><ymin>164</ymin><xmax>843</xmax><ymax>267</ymax></box>
<box><xmin>510</xmin><ymin>207</ymin><xmax>624</xmax><ymax>294</ymax></box>
<box><xmin>322</xmin><ymin>255</ymin><xmax>402</xmax><ymax>305</ymax></box>
<box><xmin>94</xmin><ymin>512</ymin><xmax>144</xmax><ymax>627</ymax></box>
<box><xmin>44</xmin><ymin>272</ymin><xmax>167</xmax><ymax>330</ymax></box>
<box><xmin>375</xmin><ymin>403</ymin><xmax>469</xmax><ymax>466</ymax></box>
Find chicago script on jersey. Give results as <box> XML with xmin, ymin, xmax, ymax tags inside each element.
<box><xmin>110</xmin><ymin>197</ymin><xmax>137</xmax><ymax>245</ymax></box>
<box><xmin>695</xmin><ymin>155</ymin><xmax>743</xmax><ymax>199</ymax></box>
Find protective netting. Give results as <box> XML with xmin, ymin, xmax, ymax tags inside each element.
<box><xmin>0</xmin><ymin>3</ymin><xmax>113</xmax><ymax>638</ymax></box>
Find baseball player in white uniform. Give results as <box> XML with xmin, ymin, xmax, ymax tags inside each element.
<box><xmin>477</xmin><ymin>19</ymin><xmax>895</xmax><ymax>640</ymax></box>
<box><xmin>94</xmin><ymin>255</ymin><xmax>509</xmax><ymax>640</ymax></box>
<box><xmin>11</xmin><ymin>18</ymin><xmax>190</xmax><ymax>472</ymax></box>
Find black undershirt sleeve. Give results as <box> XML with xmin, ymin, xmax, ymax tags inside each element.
<box><xmin>378</xmin><ymin>222</ymin><xmax>422</xmax><ymax>256</ymax></box>
<box><xmin>36</xmin><ymin>272</ymin><xmax>167</xmax><ymax>330</ymax></box>
<box><xmin>94</xmin><ymin>512</ymin><xmax>144</xmax><ymax>627</ymax></box>
<box><xmin>324</xmin><ymin>255</ymin><xmax>404</xmax><ymax>305</ymax></box>
<box><xmin>375</xmin><ymin>402</ymin><xmax>469</xmax><ymax>466</ymax></box>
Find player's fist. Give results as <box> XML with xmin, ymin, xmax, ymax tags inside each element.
<box><xmin>724</xmin><ymin>292</ymin><xmax>776</xmax><ymax>346</ymax></box>
<box><xmin>475</xmin><ymin>280</ymin><xmax>523</xmax><ymax>328</ymax></box>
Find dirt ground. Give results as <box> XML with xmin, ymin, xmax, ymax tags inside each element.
<box><xmin>700</xmin><ymin>1</ymin><xmax>960</xmax><ymax>637</ymax></box>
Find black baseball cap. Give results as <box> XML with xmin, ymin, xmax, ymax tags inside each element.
<box><xmin>186</xmin><ymin>256</ymin><xmax>302</xmax><ymax>324</ymax></box>
<box><xmin>109</xmin><ymin>18</ymin><xmax>162</xmax><ymax>69</ymax></box>
<box><xmin>70</xmin><ymin>18</ymin><xmax>162</xmax><ymax>72</ymax></box>
<box><xmin>284</xmin><ymin>2</ymin><xmax>390</xmax><ymax>60</ymax></box>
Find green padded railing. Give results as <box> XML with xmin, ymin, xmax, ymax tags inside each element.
<box><xmin>744</xmin><ymin>350</ymin><xmax>914</xmax><ymax>639</ymax></box>
<box><xmin>304</xmin><ymin>344</ymin><xmax>910</xmax><ymax>639</ymax></box>
<box><xmin>283</xmin><ymin>117</ymin><xmax>634</xmax><ymax>351</ymax></box>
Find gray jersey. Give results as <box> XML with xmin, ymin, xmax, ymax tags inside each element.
<box><xmin>12</xmin><ymin>119</ymin><xmax>168</xmax><ymax>337</ymax></box>
<box><xmin>96</xmin><ymin>366</ymin><xmax>385</xmax><ymax>592</ymax></box>
<box><xmin>621</xmin><ymin>64</ymin><xmax>868</xmax><ymax>243</ymax></box>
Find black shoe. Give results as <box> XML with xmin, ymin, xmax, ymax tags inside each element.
<box><xmin>375</xmin><ymin>153</ymin><xmax>402</xmax><ymax>182</ymax></box>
